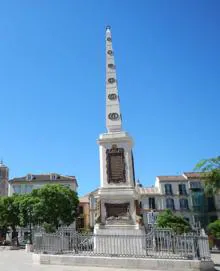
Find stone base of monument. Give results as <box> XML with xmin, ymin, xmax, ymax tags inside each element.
<box><xmin>93</xmin><ymin>223</ymin><xmax>146</xmax><ymax>256</ymax></box>
<box><xmin>25</xmin><ymin>244</ymin><xmax>34</xmax><ymax>253</ymax></box>
<box><xmin>33</xmin><ymin>253</ymin><xmax>214</xmax><ymax>271</ymax></box>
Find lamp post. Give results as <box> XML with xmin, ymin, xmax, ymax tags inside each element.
<box><xmin>28</xmin><ymin>207</ymin><xmax>32</xmax><ymax>245</ymax></box>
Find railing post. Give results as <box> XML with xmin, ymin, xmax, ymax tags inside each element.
<box><xmin>197</xmin><ymin>229</ymin><xmax>211</xmax><ymax>260</ymax></box>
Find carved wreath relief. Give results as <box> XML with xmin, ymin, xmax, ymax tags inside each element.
<box><xmin>106</xmin><ymin>144</ymin><xmax>126</xmax><ymax>183</ymax></box>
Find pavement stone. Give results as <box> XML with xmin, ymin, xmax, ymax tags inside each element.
<box><xmin>0</xmin><ymin>249</ymin><xmax>219</xmax><ymax>271</ymax></box>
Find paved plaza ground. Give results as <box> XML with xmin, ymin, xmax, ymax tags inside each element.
<box><xmin>0</xmin><ymin>249</ymin><xmax>220</xmax><ymax>271</ymax></box>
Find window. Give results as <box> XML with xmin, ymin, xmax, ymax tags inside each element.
<box><xmin>26</xmin><ymin>185</ymin><xmax>33</xmax><ymax>193</ymax></box>
<box><xmin>165</xmin><ymin>184</ymin><xmax>173</xmax><ymax>195</ymax></box>
<box><xmin>207</xmin><ymin>197</ymin><xmax>216</xmax><ymax>212</ymax></box>
<box><xmin>76</xmin><ymin>217</ymin><xmax>84</xmax><ymax>230</ymax></box>
<box><xmin>78</xmin><ymin>218</ymin><xmax>84</xmax><ymax>229</ymax></box>
<box><xmin>192</xmin><ymin>191</ymin><xmax>204</xmax><ymax>207</ymax></box>
<box><xmin>184</xmin><ymin>217</ymin><xmax>190</xmax><ymax>223</ymax></box>
<box><xmin>147</xmin><ymin>211</ymin><xmax>157</xmax><ymax>224</ymax></box>
<box><xmin>51</xmin><ymin>174</ymin><xmax>57</xmax><ymax>180</ymax></box>
<box><xmin>179</xmin><ymin>184</ymin><xmax>187</xmax><ymax>195</ymax></box>
<box><xmin>190</xmin><ymin>181</ymin><xmax>202</xmax><ymax>189</ymax></box>
<box><xmin>26</xmin><ymin>174</ymin><xmax>32</xmax><ymax>181</ymax></box>
<box><xmin>149</xmin><ymin>197</ymin><xmax>156</xmax><ymax>209</ymax></box>
<box><xmin>78</xmin><ymin>206</ymin><xmax>84</xmax><ymax>215</ymax></box>
<box><xmin>166</xmin><ymin>198</ymin><xmax>175</xmax><ymax>210</ymax></box>
<box><xmin>14</xmin><ymin>185</ymin><xmax>21</xmax><ymax>194</ymax></box>
<box><xmin>179</xmin><ymin>198</ymin><xmax>189</xmax><ymax>210</ymax></box>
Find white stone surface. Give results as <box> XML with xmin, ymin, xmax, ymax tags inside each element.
<box><xmin>98</xmin><ymin>132</ymin><xmax>135</xmax><ymax>189</ymax></box>
<box><xmin>0</xmin><ymin>249</ymin><xmax>155</xmax><ymax>271</ymax></box>
<box><xmin>0</xmin><ymin>250</ymin><xmax>217</xmax><ymax>271</ymax></box>
<box><xmin>94</xmin><ymin>226</ymin><xmax>145</xmax><ymax>255</ymax></box>
<box><xmin>33</xmin><ymin>253</ymin><xmax>215</xmax><ymax>270</ymax></box>
<box><xmin>105</xmin><ymin>27</ymin><xmax>122</xmax><ymax>133</ymax></box>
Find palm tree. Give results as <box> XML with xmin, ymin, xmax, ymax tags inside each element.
<box><xmin>194</xmin><ymin>156</ymin><xmax>220</xmax><ymax>195</ymax></box>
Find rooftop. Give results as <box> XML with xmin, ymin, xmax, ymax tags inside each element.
<box><xmin>138</xmin><ymin>186</ymin><xmax>160</xmax><ymax>195</ymax></box>
<box><xmin>157</xmin><ymin>175</ymin><xmax>186</xmax><ymax>181</ymax></box>
<box><xmin>10</xmin><ymin>173</ymin><xmax>78</xmax><ymax>186</ymax></box>
<box><xmin>183</xmin><ymin>172</ymin><xmax>202</xmax><ymax>179</ymax></box>
<box><xmin>79</xmin><ymin>195</ymin><xmax>89</xmax><ymax>203</ymax></box>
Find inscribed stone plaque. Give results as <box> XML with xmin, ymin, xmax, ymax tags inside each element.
<box><xmin>106</xmin><ymin>145</ymin><xmax>126</xmax><ymax>183</ymax></box>
<box><xmin>105</xmin><ymin>203</ymin><xmax>129</xmax><ymax>218</ymax></box>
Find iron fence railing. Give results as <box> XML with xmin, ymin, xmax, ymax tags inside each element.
<box><xmin>33</xmin><ymin>228</ymin><xmax>211</xmax><ymax>260</ymax></box>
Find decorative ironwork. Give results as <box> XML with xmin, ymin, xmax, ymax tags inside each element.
<box><xmin>106</xmin><ymin>145</ymin><xmax>126</xmax><ymax>183</ymax></box>
<box><xmin>33</xmin><ymin>228</ymin><xmax>211</xmax><ymax>261</ymax></box>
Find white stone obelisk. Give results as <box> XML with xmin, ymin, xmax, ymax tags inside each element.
<box><xmin>94</xmin><ymin>27</ymin><xmax>144</xmax><ymax>241</ymax></box>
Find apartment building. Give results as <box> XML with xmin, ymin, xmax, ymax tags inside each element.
<box><xmin>76</xmin><ymin>195</ymin><xmax>90</xmax><ymax>231</ymax></box>
<box><xmin>88</xmin><ymin>172</ymin><xmax>220</xmax><ymax>230</ymax></box>
<box><xmin>8</xmin><ymin>173</ymin><xmax>78</xmax><ymax>196</ymax></box>
<box><xmin>139</xmin><ymin>172</ymin><xmax>220</xmax><ymax>228</ymax></box>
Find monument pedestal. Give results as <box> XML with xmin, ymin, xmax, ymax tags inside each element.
<box><xmin>94</xmin><ymin>223</ymin><xmax>146</xmax><ymax>256</ymax></box>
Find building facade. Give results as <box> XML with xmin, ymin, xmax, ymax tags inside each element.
<box><xmin>0</xmin><ymin>161</ymin><xmax>9</xmax><ymax>196</ymax></box>
<box><xmin>88</xmin><ymin>172</ymin><xmax>220</xmax><ymax>230</ymax></box>
<box><xmin>139</xmin><ymin>172</ymin><xmax>220</xmax><ymax>229</ymax></box>
<box><xmin>8</xmin><ymin>173</ymin><xmax>78</xmax><ymax>196</ymax></box>
<box><xmin>76</xmin><ymin>195</ymin><xmax>90</xmax><ymax>231</ymax></box>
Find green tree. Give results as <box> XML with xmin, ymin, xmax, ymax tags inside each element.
<box><xmin>0</xmin><ymin>195</ymin><xmax>21</xmax><ymax>244</ymax></box>
<box><xmin>18</xmin><ymin>194</ymin><xmax>41</xmax><ymax>244</ymax></box>
<box><xmin>208</xmin><ymin>219</ymin><xmax>220</xmax><ymax>239</ymax></box>
<box><xmin>194</xmin><ymin>156</ymin><xmax>220</xmax><ymax>195</ymax></box>
<box><xmin>31</xmin><ymin>184</ymin><xmax>79</xmax><ymax>232</ymax></box>
<box><xmin>156</xmin><ymin>210</ymin><xmax>191</xmax><ymax>234</ymax></box>
<box><xmin>18</xmin><ymin>194</ymin><xmax>41</xmax><ymax>227</ymax></box>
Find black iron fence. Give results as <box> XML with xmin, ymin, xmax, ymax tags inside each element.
<box><xmin>33</xmin><ymin>228</ymin><xmax>211</xmax><ymax>260</ymax></box>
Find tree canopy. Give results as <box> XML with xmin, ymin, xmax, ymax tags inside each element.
<box><xmin>156</xmin><ymin>210</ymin><xmax>191</xmax><ymax>234</ymax></box>
<box><xmin>31</xmin><ymin>184</ymin><xmax>79</xmax><ymax>231</ymax></box>
<box><xmin>208</xmin><ymin>219</ymin><xmax>220</xmax><ymax>239</ymax></box>
<box><xmin>0</xmin><ymin>195</ymin><xmax>20</xmax><ymax>232</ymax></box>
<box><xmin>194</xmin><ymin>156</ymin><xmax>220</xmax><ymax>195</ymax></box>
<box><xmin>0</xmin><ymin>184</ymin><xmax>79</xmax><ymax>235</ymax></box>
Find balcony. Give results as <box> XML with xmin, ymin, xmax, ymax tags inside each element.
<box><xmin>165</xmin><ymin>191</ymin><xmax>173</xmax><ymax>196</ymax></box>
<box><xmin>178</xmin><ymin>190</ymin><xmax>188</xmax><ymax>196</ymax></box>
<box><xmin>189</xmin><ymin>181</ymin><xmax>202</xmax><ymax>190</ymax></box>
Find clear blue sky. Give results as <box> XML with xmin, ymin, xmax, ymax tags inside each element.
<box><xmin>0</xmin><ymin>0</ymin><xmax>219</xmax><ymax>196</ymax></box>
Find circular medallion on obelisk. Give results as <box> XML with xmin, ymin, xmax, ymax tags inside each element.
<box><xmin>108</xmin><ymin>93</ymin><xmax>117</xmax><ymax>100</ymax></box>
<box><xmin>108</xmin><ymin>78</ymin><xmax>116</xmax><ymax>84</ymax></box>
<box><xmin>108</xmin><ymin>63</ymin><xmax>114</xmax><ymax>69</ymax></box>
<box><xmin>108</xmin><ymin>113</ymin><xmax>120</xmax><ymax>120</ymax></box>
